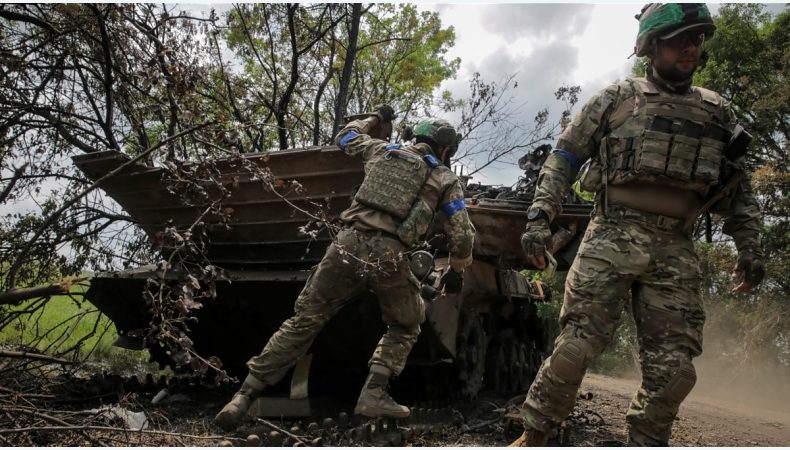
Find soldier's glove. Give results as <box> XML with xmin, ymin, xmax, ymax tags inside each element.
<box><xmin>439</xmin><ymin>268</ymin><xmax>463</xmax><ymax>294</ymax></box>
<box><xmin>520</xmin><ymin>218</ymin><xmax>551</xmax><ymax>258</ymax></box>
<box><xmin>732</xmin><ymin>250</ymin><xmax>765</xmax><ymax>291</ymax></box>
<box><xmin>369</xmin><ymin>104</ymin><xmax>396</xmax><ymax>123</ymax></box>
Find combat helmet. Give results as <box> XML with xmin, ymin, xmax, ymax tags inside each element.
<box><xmin>411</xmin><ymin>118</ymin><xmax>462</xmax><ymax>158</ymax></box>
<box><xmin>635</xmin><ymin>3</ymin><xmax>716</xmax><ymax>57</ymax></box>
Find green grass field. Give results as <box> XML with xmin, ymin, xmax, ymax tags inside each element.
<box><xmin>0</xmin><ymin>280</ymin><xmax>155</xmax><ymax>372</ymax></box>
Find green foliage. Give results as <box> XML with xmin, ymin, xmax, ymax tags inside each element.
<box><xmin>222</xmin><ymin>4</ymin><xmax>459</xmax><ymax>148</ymax></box>
<box><xmin>0</xmin><ymin>284</ymin><xmax>153</xmax><ymax>371</ymax></box>
<box><xmin>589</xmin><ymin>314</ymin><xmax>638</xmax><ymax>376</ymax></box>
<box><xmin>1</xmin><ymin>295</ymin><xmax>112</xmax><ymax>355</ymax></box>
<box><xmin>695</xmin><ymin>4</ymin><xmax>789</xmax><ymax>170</ymax></box>
<box><xmin>353</xmin><ymin>5</ymin><xmax>459</xmax><ymax>120</ymax></box>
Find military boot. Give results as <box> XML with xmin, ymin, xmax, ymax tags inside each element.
<box><xmin>508</xmin><ymin>427</ymin><xmax>552</xmax><ymax>447</ymax></box>
<box><xmin>214</xmin><ymin>375</ymin><xmax>266</xmax><ymax>431</ymax></box>
<box><xmin>354</xmin><ymin>364</ymin><xmax>410</xmax><ymax>418</ymax></box>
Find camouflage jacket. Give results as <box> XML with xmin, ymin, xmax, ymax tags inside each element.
<box><xmin>335</xmin><ymin>118</ymin><xmax>475</xmax><ymax>271</ymax></box>
<box><xmin>532</xmin><ymin>77</ymin><xmax>761</xmax><ymax>254</ymax></box>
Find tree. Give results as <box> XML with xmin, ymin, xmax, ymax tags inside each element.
<box><xmin>224</xmin><ymin>4</ymin><xmax>459</xmax><ymax>148</ymax></box>
<box><xmin>0</xmin><ymin>3</ymin><xmax>463</xmax><ymax>377</ymax></box>
<box><xmin>693</xmin><ymin>4</ymin><xmax>790</xmax><ymax>378</ymax></box>
<box><xmin>439</xmin><ymin>72</ymin><xmax>580</xmax><ymax>177</ymax></box>
<box><xmin>695</xmin><ymin>4</ymin><xmax>789</xmax><ymax>171</ymax></box>
<box><xmin>0</xmin><ymin>4</ymin><xmax>242</xmax><ymax>378</ymax></box>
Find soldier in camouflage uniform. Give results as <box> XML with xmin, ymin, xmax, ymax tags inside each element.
<box><xmin>513</xmin><ymin>4</ymin><xmax>765</xmax><ymax>446</ymax></box>
<box><xmin>214</xmin><ymin>106</ymin><xmax>475</xmax><ymax>431</ymax></box>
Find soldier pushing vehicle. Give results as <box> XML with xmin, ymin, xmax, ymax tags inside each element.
<box><xmin>214</xmin><ymin>105</ymin><xmax>476</xmax><ymax>431</ymax></box>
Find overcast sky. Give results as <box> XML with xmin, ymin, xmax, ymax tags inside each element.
<box><xmin>426</xmin><ymin>3</ymin><xmax>639</xmax><ymax>184</ymax></box>
<box><xmin>422</xmin><ymin>3</ymin><xmax>785</xmax><ymax>185</ymax></box>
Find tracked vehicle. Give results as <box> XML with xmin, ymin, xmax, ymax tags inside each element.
<box><xmin>73</xmin><ymin>145</ymin><xmax>592</xmax><ymax>403</ymax></box>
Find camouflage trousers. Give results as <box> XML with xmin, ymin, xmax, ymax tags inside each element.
<box><xmin>246</xmin><ymin>227</ymin><xmax>425</xmax><ymax>386</ymax></box>
<box><xmin>520</xmin><ymin>212</ymin><xmax>704</xmax><ymax>446</ymax></box>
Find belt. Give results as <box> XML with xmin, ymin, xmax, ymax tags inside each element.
<box><xmin>602</xmin><ymin>204</ymin><xmax>688</xmax><ymax>234</ymax></box>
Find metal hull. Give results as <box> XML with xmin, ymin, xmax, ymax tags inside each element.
<box><xmin>75</xmin><ymin>147</ymin><xmax>592</xmax><ymax>399</ymax></box>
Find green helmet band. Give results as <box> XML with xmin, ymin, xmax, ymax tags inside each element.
<box><xmin>635</xmin><ymin>3</ymin><xmax>715</xmax><ymax>57</ymax></box>
<box><xmin>413</xmin><ymin>118</ymin><xmax>460</xmax><ymax>148</ymax></box>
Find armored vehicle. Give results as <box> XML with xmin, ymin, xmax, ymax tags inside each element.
<box><xmin>73</xmin><ymin>145</ymin><xmax>592</xmax><ymax>401</ymax></box>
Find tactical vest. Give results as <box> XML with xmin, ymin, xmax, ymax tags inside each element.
<box><xmin>604</xmin><ymin>78</ymin><xmax>732</xmax><ymax>195</ymax></box>
<box><xmin>354</xmin><ymin>143</ymin><xmax>440</xmax><ymax>246</ymax></box>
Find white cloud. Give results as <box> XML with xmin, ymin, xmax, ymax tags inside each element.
<box><xmin>480</xmin><ymin>4</ymin><xmax>595</xmax><ymax>41</ymax></box>
<box><xmin>426</xmin><ymin>3</ymin><xmax>642</xmax><ymax>185</ymax></box>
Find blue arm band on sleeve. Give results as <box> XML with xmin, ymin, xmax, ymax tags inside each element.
<box><xmin>423</xmin><ymin>154</ymin><xmax>440</xmax><ymax>168</ymax></box>
<box><xmin>386</xmin><ymin>143</ymin><xmax>401</xmax><ymax>150</ymax></box>
<box><xmin>441</xmin><ymin>198</ymin><xmax>466</xmax><ymax>217</ymax></box>
<box><xmin>338</xmin><ymin>130</ymin><xmax>359</xmax><ymax>151</ymax></box>
<box><xmin>551</xmin><ymin>149</ymin><xmax>583</xmax><ymax>171</ymax></box>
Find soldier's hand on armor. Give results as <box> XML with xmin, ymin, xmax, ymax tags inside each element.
<box><xmin>370</xmin><ymin>104</ymin><xmax>396</xmax><ymax>123</ymax></box>
<box><xmin>439</xmin><ymin>268</ymin><xmax>463</xmax><ymax>294</ymax></box>
<box><xmin>731</xmin><ymin>251</ymin><xmax>765</xmax><ymax>294</ymax></box>
<box><xmin>521</xmin><ymin>218</ymin><xmax>552</xmax><ymax>270</ymax></box>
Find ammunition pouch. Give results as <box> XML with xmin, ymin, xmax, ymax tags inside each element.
<box><xmin>683</xmin><ymin>126</ymin><xmax>753</xmax><ymax>229</ymax></box>
<box><xmin>578</xmin><ymin>159</ymin><xmax>603</xmax><ymax>193</ymax></box>
<box><xmin>396</xmin><ymin>198</ymin><xmax>435</xmax><ymax>247</ymax></box>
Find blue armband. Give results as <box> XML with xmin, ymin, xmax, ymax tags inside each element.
<box><xmin>551</xmin><ymin>149</ymin><xmax>583</xmax><ymax>171</ymax></box>
<box><xmin>338</xmin><ymin>130</ymin><xmax>359</xmax><ymax>152</ymax></box>
<box><xmin>440</xmin><ymin>198</ymin><xmax>466</xmax><ymax>217</ymax></box>
<box><xmin>423</xmin><ymin>154</ymin><xmax>440</xmax><ymax>168</ymax></box>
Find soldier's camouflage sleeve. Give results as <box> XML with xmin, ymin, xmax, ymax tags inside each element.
<box><xmin>334</xmin><ymin>118</ymin><xmax>387</xmax><ymax>161</ymax></box>
<box><xmin>717</xmin><ymin>174</ymin><xmax>762</xmax><ymax>256</ymax></box>
<box><xmin>712</xmin><ymin>105</ymin><xmax>763</xmax><ymax>257</ymax></box>
<box><xmin>439</xmin><ymin>176</ymin><xmax>475</xmax><ymax>272</ymax></box>
<box><xmin>532</xmin><ymin>84</ymin><xmax>622</xmax><ymax>222</ymax></box>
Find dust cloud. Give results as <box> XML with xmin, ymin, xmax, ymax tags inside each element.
<box><xmin>692</xmin><ymin>326</ymin><xmax>790</xmax><ymax>416</ymax></box>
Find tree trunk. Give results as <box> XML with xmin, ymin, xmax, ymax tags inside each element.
<box><xmin>332</xmin><ymin>3</ymin><xmax>361</xmax><ymax>138</ymax></box>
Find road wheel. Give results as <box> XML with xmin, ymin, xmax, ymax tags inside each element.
<box><xmin>455</xmin><ymin>311</ymin><xmax>487</xmax><ymax>399</ymax></box>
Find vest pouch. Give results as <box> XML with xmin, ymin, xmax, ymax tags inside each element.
<box><xmin>666</xmin><ymin>135</ymin><xmax>698</xmax><ymax>181</ymax></box>
<box><xmin>355</xmin><ymin>152</ymin><xmax>428</xmax><ymax>219</ymax></box>
<box><xmin>695</xmin><ymin>137</ymin><xmax>724</xmax><ymax>184</ymax></box>
<box><xmin>578</xmin><ymin>159</ymin><xmax>603</xmax><ymax>193</ymax></box>
<box><xmin>396</xmin><ymin>198</ymin><xmax>434</xmax><ymax>247</ymax></box>
<box><xmin>636</xmin><ymin>130</ymin><xmax>671</xmax><ymax>175</ymax></box>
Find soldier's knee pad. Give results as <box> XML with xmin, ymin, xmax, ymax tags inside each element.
<box><xmin>549</xmin><ymin>338</ymin><xmax>592</xmax><ymax>383</ymax></box>
<box><xmin>665</xmin><ymin>361</ymin><xmax>697</xmax><ymax>403</ymax></box>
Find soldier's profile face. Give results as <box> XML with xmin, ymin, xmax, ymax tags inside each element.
<box><xmin>652</xmin><ymin>32</ymin><xmax>703</xmax><ymax>82</ymax></box>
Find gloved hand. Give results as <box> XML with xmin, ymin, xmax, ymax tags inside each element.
<box><xmin>521</xmin><ymin>218</ymin><xmax>552</xmax><ymax>269</ymax></box>
<box><xmin>439</xmin><ymin>268</ymin><xmax>463</xmax><ymax>294</ymax></box>
<box><xmin>731</xmin><ymin>250</ymin><xmax>765</xmax><ymax>293</ymax></box>
<box><xmin>370</xmin><ymin>104</ymin><xmax>396</xmax><ymax>123</ymax></box>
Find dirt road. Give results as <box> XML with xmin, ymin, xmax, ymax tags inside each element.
<box><xmin>563</xmin><ymin>373</ymin><xmax>790</xmax><ymax>446</ymax></box>
<box><xmin>4</xmin><ymin>366</ymin><xmax>788</xmax><ymax>446</ymax></box>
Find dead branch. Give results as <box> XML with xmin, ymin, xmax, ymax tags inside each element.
<box><xmin>0</xmin><ymin>424</ymin><xmax>243</xmax><ymax>442</ymax></box>
<box><xmin>255</xmin><ymin>417</ymin><xmax>306</xmax><ymax>444</ymax></box>
<box><xmin>0</xmin><ymin>277</ymin><xmax>87</xmax><ymax>306</ymax></box>
<box><xmin>0</xmin><ymin>163</ymin><xmax>27</xmax><ymax>204</ymax></box>
<box><xmin>5</xmin><ymin>120</ymin><xmax>214</xmax><ymax>289</ymax></box>
<box><xmin>0</xmin><ymin>386</ymin><xmax>55</xmax><ymax>399</ymax></box>
<box><xmin>0</xmin><ymin>350</ymin><xmax>73</xmax><ymax>365</ymax></box>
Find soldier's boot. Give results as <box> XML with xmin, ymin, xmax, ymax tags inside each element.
<box><xmin>214</xmin><ymin>375</ymin><xmax>266</xmax><ymax>431</ymax></box>
<box><xmin>354</xmin><ymin>364</ymin><xmax>410</xmax><ymax>419</ymax></box>
<box><xmin>508</xmin><ymin>427</ymin><xmax>552</xmax><ymax>447</ymax></box>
